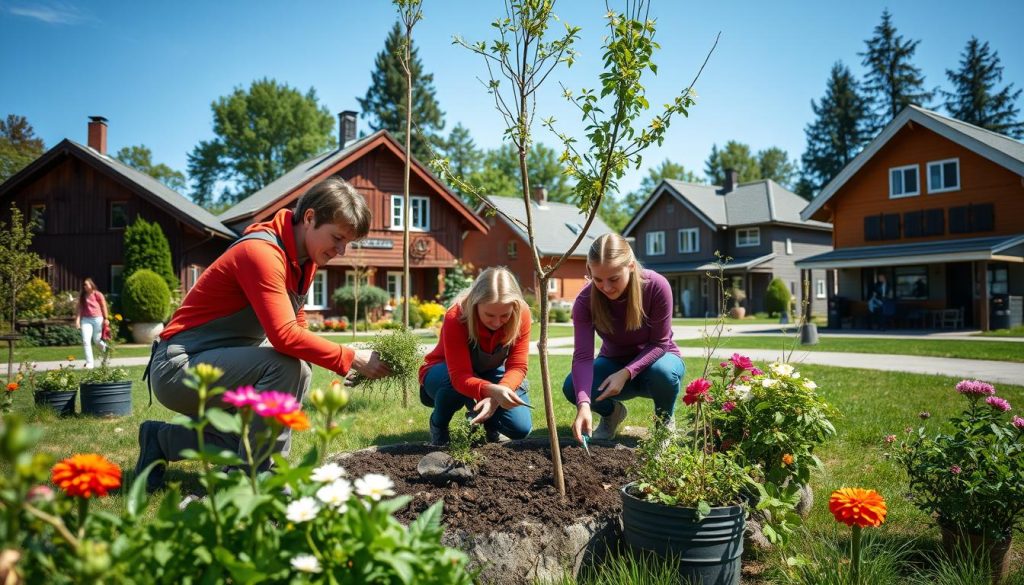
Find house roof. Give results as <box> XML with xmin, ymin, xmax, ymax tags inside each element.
<box><xmin>0</xmin><ymin>139</ymin><xmax>235</xmax><ymax>239</ymax></box>
<box><xmin>642</xmin><ymin>253</ymin><xmax>776</xmax><ymax>274</ymax></box>
<box><xmin>801</xmin><ymin>105</ymin><xmax>1024</xmax><ymax>222</ymax></box>
<box><xmin>622</xmin><ymin>178</ymin><xmax>831</xmax><ymax>236</ymax></box>
<box><xmin>219</xmin><ymin>130</ymin><xmax>488</xmax><ymax>234</ymax></box>
<box><xmin>480</xmin><ymin>195</ymin><xmax>615</xmax><ymax>257</ymax></box>
<box><xmin>795</xmin><ymin>234</ymin><xmax>1024</xmax><ymax>269</ymax></box>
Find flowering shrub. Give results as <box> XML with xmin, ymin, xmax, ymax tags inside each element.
<box><xmin>32</xmin><ymin>360</ymin><xmax>78</xmax><ymax>393</ymax></box>
<box><xmin>0</xmin><ymin>369</ymin><xmax>471</xmax><ymax>583</ymax></box>
<box><xmin>887</xmin><ymin>379</ymin><xmax>1024</xmax><ymax>541</ymax></box>
<box><xmin>418</xmin><ymin>301</ymin><xmax>446</xmax><ymax>327</ymax></box>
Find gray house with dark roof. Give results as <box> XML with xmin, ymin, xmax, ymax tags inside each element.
<box><xmin>0</xmin><ymin>116</ymin><xmax>236</xmax><ymax>298</ymax></box>
<box><xmin>623</xmin><ymin>174</ymin><xmax>833</xmax><ymax>317</ymax></box>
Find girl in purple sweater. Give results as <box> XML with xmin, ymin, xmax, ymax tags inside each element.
<box><xmin>562</xmin><ymin>234</ymin><xmax>684</xmax><ymax>442</ymax></box>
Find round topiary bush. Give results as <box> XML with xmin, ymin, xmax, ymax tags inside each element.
<box><xmin>765</xmin><ymin>278</ymin><xmax>791</xmax><ymax>318</ymax></box>
<box><xmin>16</xmin><ymin>277</ymin><xmax>54</xmax><ymax>319</ymax></box>
<box><xmin>333</xmin><ymin>285</ymin><xmax>390</xmax><ymax>321</ymax></box>
<box><xmin>122</xmin><ymin>269</ymin><xmax>171</xmax><ymax>323</ymax></box>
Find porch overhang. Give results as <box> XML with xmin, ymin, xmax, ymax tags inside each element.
<box><xmin>645</xmin><ymin>253</ymin><xmax>776</xmax><ymax>274</ymax></box>
<box><xmin>795</xmin><ymin>234</ymin><xmax>1024</xmax><ymax>270</ymax></box>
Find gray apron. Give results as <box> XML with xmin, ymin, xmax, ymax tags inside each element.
<box><xmin>419</xmin><ymin>340</ymin><xmax>512</xmax><ymax>407</ymax></box>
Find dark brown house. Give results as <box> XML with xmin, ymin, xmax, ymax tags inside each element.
<box><xmin>0</xmin><ymin>117</ymin><xmax>235</xmax><ymax>298</ymax></box>
<box><xmin>219</xmin><ymin>112</ymin><xmax>489</xmax><ymax>317</ymax></box>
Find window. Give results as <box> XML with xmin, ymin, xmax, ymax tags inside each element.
<box><xmin>816</xmin><ymin>279</ymin><xmax>826</xmax><ymax>299</ymax></box>
<box><xmin>950</xmin><ymin>203</ymin><xmax>994</xmax><ymax>234</ymax></box>
<box><xmin>677</xmin><ymin>228</ymin><xmax>699</xmax><ymax>254</ymax></box>
<box><xmin>386</xmin><ymin>272</ymin><xmax>404</xmax><ymax>302</ymax></box>
<box><xmin>110</xmin><ymin>265</ymin><xmax>124</xmax><ymax>298</ymax></box>
<box><xmin>889</xmin><ymin>165</ymin><xmax>919</xmax><ymax>198</ymax></box>
<box><xmin>390</xmin><ymin>195</ymin><xmax>430</xmax><ymax>230</ymax></box>
<box><xmin>109</xmin><ymin>201</ymin><xmax>129</xmax><ymax>229</ymax></box>
<box><xmin>988</xmin><ymin>264</ymin><xmax>1009</xmax><ymax>295</ymax></box>
<box><xmin>345</xmin><ymin>271</ymin><xmax>370</xmax><ymax>288</ymax></box>
<box><xmin>736</xmin><ymin>227</ymin><xmax>760</xmax><ymax>248</ymax></box>
<box><xmin>785</xmin><ymin>238</ymin><xmax>793</xmax><ymax>255</ymax></box>
<box><xmin>865</xmin><ymin>214</ymin><xmax>901</xmax><ymax>241</ymax></box>
<box><xmin>185</xmin><ymin>265</ymin><xmax>203</xmax><ymax>291</ymax></box>
<box><xmin>547</xmin><ymin>278</ymin><xmax>559</xmax><ymax>294</ymax></box>
<box><xmin>507</xmin><ymin>240</ymin><xmax>518</xmax><ymax>259</ymax></box>
<box><xmin>304</xmin><ymin>270</ymin><xmax>328</xmax><ymax>310</ymax></box>
<box><xmin>29</xmin><ymin>203</ymin><xmax>45</xmax><ymax>233</ymax></box>
<box><xmin>894</xmin><ymin>266</ymin><xmax>928</xmax><ymax>300</ymax></box>
<box><xmin>927</xmin><ymin>159</ymin><xmax>960</xmax><ymax>193</ymax></box>
<box><xmin>646</xmin><ymin>231</ymin><xmax>665</xmax><ymax>255</ymax></box>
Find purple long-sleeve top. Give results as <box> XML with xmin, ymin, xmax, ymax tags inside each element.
<box><xmin>571</xmin><ymin>269</ymin><xmax>680</xmax><ymax>405</ymax></box>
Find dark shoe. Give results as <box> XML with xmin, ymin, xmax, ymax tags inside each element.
<box><xmin>485</xmin><ymin>425</ymin><xmax>510</xmax><ymax>444</ymax></box>
<box><xmin>429</xmin><ymin>421</ymin><xmax>449</xmax><ymax>447</ymax></box>
<box><xmin>135</xmin><ymin>421</ymin><xmax>167</xmax><ymax>492</ymax></box>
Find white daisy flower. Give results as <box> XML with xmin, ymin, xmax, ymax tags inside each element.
<box><xmin>803</xmin><ymin>380</ymin><xmax>818</xmax><ymax>390</ymax></box>
<box><xmin>311</xmin><ymin>462</ymin><xmax>347</xmax><ymax>483</ymax></box>
<box><xmin>730</xmin><ymin>384</ymin><xmax>752</xmax><ymax>401</ymax></box>
<box><xmin>761</xmin><ymin>378</ymin><xmax>779</xmax><ymax>389</ymax></box>
<box><xmin>355</xmin><ymin>473</ymin><xmax>396</xmax><ymax>501</ymax></box>
<box><xmin>316</xmin><ymin>479</ymin><xmax>353</xmax><ymax>510</ymax></box>
<box><xmin>290</xmin><ymin>554</ymin><xmax>322</xmax><ymax>573</ymax></box>
<box><xmin>769</xmin><ymin>363</ymin><xmax>795</xmax><ymax>377</ymax></box>
<box><xmin>286</xmin><ymin>497</ymin><xmax>321</xmax><ymax>523</ymax></box>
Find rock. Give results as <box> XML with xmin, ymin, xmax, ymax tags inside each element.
<box><xmin>795</xmin><ymin>483</ymin><xmax>814</xmax><ymax>519</ymax></box>
<box><xmin>417</xmin><ymin>451</ymin><xmax>475</xmax><ymax>484</ymax></box>
<box><xmin>744</xmin><ymin>516</ymin><xmax>773</xmax><ymax>552</ymax></box>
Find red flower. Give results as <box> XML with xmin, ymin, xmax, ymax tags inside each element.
<box><xmin>5</xmin><ymin>382</ymin><xmax>17</xmax><ymax>392</ymax></box>
<box><xmin>275</xmin><ymin>410</ymin><xmax>311</xmax><ymax>431</ymax></box>
<box><xmin>829</xmin><ymin>488</ymin><xmax>887</xmax><ymax>528</ymax></box>
<box><xmin>51</xmin><ymin>454</ymin><xmax>122</xmax><ymax>498</ymax></box>
<box><xmin>683</xmin><ymin>378</ymin><xmax>712</xmax><ymax>406</ymax></box>
<box><xmin>729</xmin><ymin>353</ymin><xmax>754</xmax><ymax>372</ymax></box>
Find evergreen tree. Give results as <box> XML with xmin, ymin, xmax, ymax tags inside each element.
<box><xmin>756</xmin><ymin>147</ymin><xmax>798</xmax><ymax>188</ymax></box>
<box><xmin>358</xmin><ymin>22</ymin><xmax>446</xmax><ymax>163</ymax></box>
<box><xmin>187</xmin><ymin>79</ymin><xmax>335</xmax><ymax>206</ymax></box>
<box><xmin>440</xmin><ymin>123</ymin><xmax>482</xmax><ymax>202</ymax></box>
<box><xmin>704</xmin><ymin>141</ymin><xmax>759</xmax><ymax>185</ymax></box>
<box><xmin>859</xmin><ymin>9</ymin><xmax>933</xmax><ymax>131</ymax></box>
<box><xmin>115</xmin><ymin>145</ymin><xmax>187</xmax><ymax>191</ymax></box>
<box><xmin>942</xmin><ymin>37</ymin><xmax>1023</xmax><ymax>138</ymax></box>
<box><xmin>800</xmin><ymin>62</ymin><xmax>871</xmax><ymax>197</ymax></box>
<box><xmin>0</xmin><ymin>115</ymin><xmax>45</xmax><ymax>183</ymax></box>
<box><xmin>123</xmin><ymin>217</ymin><xmax>178</xmax><ymax>292</ymax></box>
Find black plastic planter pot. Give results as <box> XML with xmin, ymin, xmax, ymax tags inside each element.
<box><xmin>34</xmin><ymin>391</ymin><xmax>78</xmax><ymax>416</ymax></box>
<box><xmin>80</xmin><ymin>381</ymin><xmax>132</xmax><ymax>417</ymax></box>
<box><xmin>621</xmin><ymin>483</ymin><xmax>744</xmax><ymax>585</ymax></box>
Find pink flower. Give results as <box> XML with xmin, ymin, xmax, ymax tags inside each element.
<box><xmin>719</xmin><ymin>361</ymin><xmax>730</xmax><ymax>369</ymax></box>
<box><xmin>684</xmin><ymin>378</ymin><xmax>712</xmax><ymax>406</ymax></box>
<box><xmin>729</xmin><ymin>353</ymin><xmax>755</xmax><ymax>372</ymax></box>
<box><xmin>722</xmin><ymin>401</ymin><xmax>736</xmax><ymax>412</ymax></box>
<box><xmin>749</xmin><ymin>367</ymin><xmax>765</xmax><ymax>377</ymax></box>
<box><xmin>884</xmin><ymin>434</ymin><xmax>896</xmax><ymax>444</ymax></box>
<box><xmin>1012</xmin><ymin>416</ymin><xmax>1024</xmax><ymax>429</ymax></box>
<box><xmin>950</xmin><ymin>465</ymin><xmax>961</xmax><ymax>475</ymax></box>
<box><xmin>27</xmin><ymin>485</ymin><xmax>55</xmax><ymax>503</ymax></box>
<box><xmin>223</xmin><ymin>386</ymin><xmax>261</xmax><ymax>409</ymax></box>
<box><xmin>252</xmin><ymin>391</ymin><xmax>301</xmax><ymax>417</ymax></box>
<box><xmin>955</xmin><ymin>380</ymin><xmax>995</xmax><ymax>397</ymax></box>
<box><xmin>986</xmin><ymin>396</ymin><xmax>1011</xmax><ymax>412</ymax></box>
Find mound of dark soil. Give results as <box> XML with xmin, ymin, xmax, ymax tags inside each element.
<box><xmin>340</xmin><ymin>440</ymin><xmax>634</xmax><ymax>534</ymax></box>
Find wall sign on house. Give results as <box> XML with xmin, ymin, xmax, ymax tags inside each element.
<box><xmin>351</xmin><ymin>238</ymin><xmax>394</xmax><ymax>249</ymax></box>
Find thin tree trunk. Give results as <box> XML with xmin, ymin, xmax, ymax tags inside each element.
<box><xmin>401</xmin><ymin>19</ymin><xmax>414</xmax><ymax>409</ymax></box>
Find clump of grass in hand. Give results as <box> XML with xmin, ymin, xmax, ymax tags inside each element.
<box><xmin>448</xmin><ymin>416</ymin><xmax>484</xmax><ymax>468</ymax></box>
<box><xmin>354</xmin><ymin>328</ymin><xmax>423</xmax><ymax>394</ymax></box>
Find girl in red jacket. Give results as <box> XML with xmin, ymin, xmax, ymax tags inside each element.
<box><xmin>419</xmin><ymin>267</ymin><xmax>532</xmax><ymax>445</ymax></box>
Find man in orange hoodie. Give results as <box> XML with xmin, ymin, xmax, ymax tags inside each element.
<box><xmin>135</xmin><ymin>177</ymin><xmax>389</xmax><ymax>490</ymax></box>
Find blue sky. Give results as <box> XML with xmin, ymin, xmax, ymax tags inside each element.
<box><xmin>1</xmin><ymin>0</ymin><xmax>1021</xmax><ymax>199</ymax></box>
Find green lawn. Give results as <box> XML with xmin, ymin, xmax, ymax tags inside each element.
<box><xmin>976</xmin><ymin>325</ymin><xmax>1024</xmax><ymax>338</ymax></box>
<box><xmin>530</xmin><ymin>323</ymin><xmax>575</xmax><ymax>341</ymax></box>
<box><xmin>677</xmin><ymin>335</ymin><xmax>1024</xmax><ymax>363</ymax></box>
<box><xmin>9</xmin><ymin>345</ymin><xmax>154</xmax><ymax>364</ymax></box>
<box><xmin>672</xmin><ymin>317</ymin><xmax>803</xmax><ymax>326</ymax></box>
<box><xmin>7</xmin><ymin>357</ymin><xmax>1023</xmax><ymax>581</ymax></box>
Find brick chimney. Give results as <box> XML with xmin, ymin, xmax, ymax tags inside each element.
<box><xmin>531</xmin><ymin>186</ymin><xmax>548</xmax><ymax>205</ymax></box>
<box><xmin>88</xmin><ymin>116</ymin><xmax>108</xmax><ymax>154</ymax></box>
<box><xmin>338</xmin><ymin>111</ymin><xmax>357</xmax><ymax>149</ymax></box>
<box><xmin>722</xmin><ymin>168</ymin><xmax>739</xmax><ymax>193</ymax></box>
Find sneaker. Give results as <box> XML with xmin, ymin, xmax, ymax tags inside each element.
<box><xmin>429</xmin><ymin>421</ymin><xmax>450</xmax><ymax>447</ymax></box>
<box><xmin>485</xmin><ymin>427</ymin><xmax>511</xmax><ymax>444</ymax></box>
<box><xmin>134</xmin><ymin>421</ymin><xmax>167</xmax><ymax>492</ymax></box>
<box><xmin>592</xmin><ymin>401</ymin><xmax>628</xmax><ymax>441</ymax></box>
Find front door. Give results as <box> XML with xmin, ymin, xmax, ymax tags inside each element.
<box><xmin>946</xmin><ymin>262</ymin><xmax>973</xmax><ymax>327</ymax></box>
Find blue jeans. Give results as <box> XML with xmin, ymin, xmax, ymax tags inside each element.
<box><xmin>422</xmin><ymin>363</ymin><xmax>532</xmax><ymax>439</ymax></box>
<box><xmin>562</xmin><ymin>353</ymin><xmax>684</xmax><ymax>419</ymax></box>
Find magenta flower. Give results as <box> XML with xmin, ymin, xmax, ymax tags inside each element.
<box><xmin>722</xmin><ymin>401</ymin><xmax>736</xmax><ymax>412</ymax></box>
<box><xmin>730</xmin><ymin>353</ymin><xmax>755</xmax><ymax>372</ymax></box>
<box><xmin>252</xmin><ymin>391</ymin><xmax>301</xmax><ymax>417</ymax></box>
<box><xmin>1012</xmin><ymin>416</ymin><xmax>1024</xmax><ymax>429</ymax></box>
<box><xmin>986</xmin><ymin>396</ymin><xmax>1011</xmax><ymax>412</ymax></box>
<box><xmin>684</xmin><ymin>378</ymin><xmax>712</xmax><ymax>406</ymax></box>
<box><xmin>719</xmin><ymin>361</ymin><xmax>730</xmax><ymax>369</ymax></box>
<box><xmin>749</xmin><ymin>367</ymin><xmax>765</xmax><ymax>377</ymax></box>
<box><xmin>223</xmin><ymin>386</ymin><xmax>261</xmax><ymax>409</ymax></box>
<box><xmin>955</xmin><ymin>380</ymin><xmax>995</xmax><ymax>397</ymax></box>
<box><xmin>950</xmin><ymin>465</ymin><xmax>962</xmax><ymax>475</ymax></box>
<box><xmin>884</xmin><ymin>434</ymin><xmax>896</xmax><ymax>444</ymax></box>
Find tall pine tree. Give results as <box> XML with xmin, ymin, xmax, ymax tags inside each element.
<box><xmin>942</xmin><ymin>37</ymin><xmax>1023</xmax><ymax>138</ymax></box>
<box><xmin>358</xmin><ymin>22</ymin><xmax>445</xmax><ymax>162</ymax></box>
<box><xmin>704</xmin><ymin>141</ymin><xmax>759</xmax><ymax>185</ymax></box>
<box><xmin>440</xmin><ymin>123</ymin><xmax>482</xmax><ymax>202</ymax></box>
<box><xmin>859</xmin><ymin>9</ymin><xmax>932</xmax><ymax>132</ymax></box>
<box><xmin>800</xmin><ymin>62</ymin><xmax>871</xmax><ymax>198</ymax></box>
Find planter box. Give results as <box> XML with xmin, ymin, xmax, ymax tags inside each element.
<box><xmin>80</xmin><ymin>381</ymin><xmax>132</xmax><ymax>417</ymax></box>
<box><xmin>34</xmin><ymin>390</ymin><xmax>77</xmax><ymax>416</ymax></box>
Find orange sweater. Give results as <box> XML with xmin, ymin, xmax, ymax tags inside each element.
<box><xmin>418</xmin><ymin>304</ymin><xmax>531</xmax><ymax>400</ymax></box>
<box><xmin>161</xmin><ymin>209</ymin><xmax>355</xmax><ymax>374</ymax></box>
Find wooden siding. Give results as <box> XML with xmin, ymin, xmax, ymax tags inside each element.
<box><xmin>827</xmin><ymin>124</ymin><xmax>1024</xmax><ymax>249</ymax></box>
<box><xmin>763</xmin><ymin>226</ymin><xmax>833</xmax><ymax>315</ymax></box>
<box><xmin>632</xmin><ymin>191</ymin><xmax>716</xmax><ymax>265</ymax></box>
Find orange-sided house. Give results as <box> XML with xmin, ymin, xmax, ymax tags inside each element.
<box><xmin>798</xmin><ymin>105</ymin><xmax>1024</xmax><ymax>331</ymax></box>
<box><xmin>218</xmin><ymin>112</ymin><xmax>489</xmax><ymax>319</ymax></box>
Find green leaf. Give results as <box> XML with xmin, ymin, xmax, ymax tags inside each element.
<box><xmin>126</xmin><ymin>460</ymin><xmax>160</xmax><ymax>517</ymax></box>
<box><xmin>696</xmin><ymin>500</ymin><xmax>712</xmax><ymax>520</ymax></box>
<box><xmin>206</xmin><ymin>408</ymin><xmax>242</xmax><ymax>434</ymax></box>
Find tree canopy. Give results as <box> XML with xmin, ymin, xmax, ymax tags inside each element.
<box><xmin>859</xmin><ymin>9</ymin><xmax>933</xmax><ymax>132</ymax></box>
<box><xmin>115</xmin><ymin>145</ymin><xmax>187</xmax><ymax>191</ymax></box>
<box><xmin>942</xmin><ymin>37</ymin><xmax>1023</xmax><ymax>138</ymax></box>
<box><xmin>187</xmin><ymin>78</ymin><xmax>336</xmax><ymax>207</ymax></box>
<box><xmin>0</xmin><ymin>115</ymin><xmax>45</xmax><ymax>183</ymax></box>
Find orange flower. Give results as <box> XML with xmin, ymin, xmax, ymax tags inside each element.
<box><xmin>275</xmin><ymin>410</ymin><xmax>311</xmax><ymax>431</ymax></box>
<box><xmin>782</xmin><ymin>453</ymin><xmax>794</xmax><ymax>465</ymax></box>
<box><xmin>50</xmin><ymin>454</ymin><xmax>122</xmax><ymax>498</ymax></box>
<box><xmin>5</xmin><ymin>382</ymin><xmax>17</xmax><ymax>392</ymax></box>
<box><xmin>829</xmin><ymin>487</ymin><xmax>887</xmax><ymax>528</ymax></box>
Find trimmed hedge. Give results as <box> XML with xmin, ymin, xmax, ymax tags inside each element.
<box><xmin>122</xmin><ymin>269</ymin><xmax>171</xmax><ymax>323</ymax></box>
<box><xmin>765</xmin><ymin>277</ymin><xmax>791</xmax><ymax>318</ymax></box>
